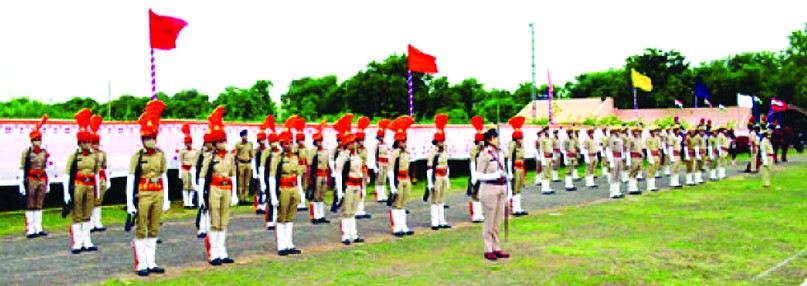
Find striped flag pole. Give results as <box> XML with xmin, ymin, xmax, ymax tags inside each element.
<box><xmin>633</xmin><ymin>87</ymin><xmax>639</xmax><ymax>126</ymax></box>
<box><xmin>408</xmin><ymin>71</ymin><xmax>413</xmax><ymax>118</ymax></box>
<box><xmin>151</xmin><ymin>48</ymin><xmax>157</xmax><ymax>100</ymax></box>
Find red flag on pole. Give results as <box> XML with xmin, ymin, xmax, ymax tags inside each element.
<box><xmin>149</xmin><ymin>9</ymin><xmax>187</xmax><ymax>50</ymax></box>
<box><xmin>771</xmin><ymin>98</ymin><xmax>788</xmax><ymax>112</ymax></box>
<box><xmin>407</xmin><ymin>44</ymin><xmax>438</xmax><ymax>73</ymax></box>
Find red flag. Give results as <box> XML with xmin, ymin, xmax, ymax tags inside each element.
<box><xmin>771</xmin><ymin>98</ymin><xmax>788</xmax><ymax>112</ymax></box>
<box><xmin>407</xmin><ymin>44</ymin><xmax>438</xmax><ymax>73</ymax></box>
<box><xmin>149</xmin><ymin>9</ymin><xmax>187</xmax><ymax>50</ymax></box>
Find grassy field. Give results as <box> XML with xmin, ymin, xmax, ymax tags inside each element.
<box><xmin>95</xmin><ymin>156</ymin><xmax>807</xmax><ymax>285</ymax></box>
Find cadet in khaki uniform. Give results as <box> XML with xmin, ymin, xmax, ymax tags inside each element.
<box><xmin>619</xmin><ymin>128</ymin><xmax>631</xmax><ymax>183</ymax></box>
<box><xmin>538</xmin><ymin>128</ymin><xmax>556</xmax><ymax>194</ymax></box>
<box><xmin>716</xmin><ymin>126</ymin><xmax>730</xmax><ymax>179</ymax></box>
<box><xmin>234</xmin><ymin>130</ymin><xmax>254</xmax><ymax>205</ymax></box>
<box><xmin>706</xmin><ymin>126</ymin><xmax>719</xmax><ymax>181</ymax></box>
<box><xmin>625</xmin><ymin>127</ymin><xmax>643</xmax><ymax>195</ymax></box>
<box><xmin>293</xmin><ymin>116</ymin><xmax>310</xmax><ymax>211</ymax></box>
<box><xmin>354</xmin><ymin>116</ymin><xmax>371</xmax><ymax>219</ymax></box>
<box><xmin>644</xmin><ymin>127</ymin><xmax>661</xmax><ymax>192</ymax></box>
<box><xmin>336</xmin><ymin>131</ymin><xmax>366</xmax><ymax>245</ymax></box>
<box><xmin>476</xmin><ymin>128</ymin><xmax>511</xmax><ymax>261</ymax></box>
<box><xmin>607</xmin><ymin>128</ymin><xmax>625</xmax><ymax>199</ymax></box>
<box><xmin>759</xmin><ymin>130</ymin><xmax>774</xmax><ymax>188</ymax></box>
<box><xmin>427</xmin><ymin>114</ymin><xmax>452</xmax><ymax>229</ymax></box>
<box><xmin>257</xmin><ymin>115</ymin><xmax>277</xmax><ymax>221</ymax></box>
<box><xmin>196</xmin><ymin>133</ymin><xmax>214</xmax><ymax>238</ymax></box>
<box><xmin>89</xmin><ymin>115</ymin><xmax>110</xmax><ymax>232</ymax></box>
<box><xmin>600</xmin><ymin>127</ymin><xmax>612</xmax><ymax>184</ymax></box>
<box><xmin>550</xmin><ymin>129</ymin><xmax>561</xmax><ymax>182</ymax></box>
<box><xmin>252</xmin><ymin>124</ymin><xmax>267</xmax><ymax>214</ymax></box>
<box><xmin>562</xmin><ymin>127</ymin><xmax>579</xmax><ymax>191</ymax></box>
<box><xmin>307</xmin><ymin>120</ymin><xmax>331</xmax><ymax>224</ymax></box>
<box><xmin>179</xmin><ymin>123</ymin><xmax>198</xmax><ymax>209</ymax></box>
<box><xmin>693</xmin><ymin>126</ymin><xmax>707</xmax><ymax>184</ymax></box>
<box><xmin>65</xmin><ymin>109</ymin><xmax>101</xmax><ymax>253</ymax></box>
<box><xmin>507</xmin><ymin>116</ymin><xmax>528</xmax><ymax>215</ymax></box>
<box><xmin>668</xmin><ymin>126</ymin><xmax>683</xmax><ymax>188</ymax></box>
<box><xmin>683</xmin><ymin>128</ymin><xmax>696</xmax><ymax>186</ymax></box>
<box><xmin>20</xmin><ymin>115</ymin><xmax>50</xmax><ymax>239</ymax></box>
<box><xmin>388</xmin><ymin>115</ymin><xmax>415</xmax><ymax>237</ymax></box>
<box><xmin>371</xmin><ymin>119</ymin><xmax>391</xmax><ymax>203</ymax></box>
<box><xmin>748</xmin><ymin>126</ymin><xmax>760</xmax><ymax>173</ymax></box>
<box><xmin>582</xmin><ymin>128</ymin><xmax>599</xmax><ymax>188</ymax></box>
<box><xmin>269</xmin><ymin>118</ymin><xmax>302</xmax><ymax>256</ymax></box>
<box><xmin>468</xmin><ymin>116</ymin><xmax>485</xmax><ymax>223</ymax></box>
<box><xmin>126</xmin><ymin>100</ymin><xmax>168</xmax><ymax>277</ymax></box>
<box><xmin>661</xmin><ymin>127</ymin><xmax>671</xmax><ymax>176</ymax></box>
<box><xmin>197</xmin><ymin>106</ymin><xmax>238</xmax><ymax>266</ymax></box>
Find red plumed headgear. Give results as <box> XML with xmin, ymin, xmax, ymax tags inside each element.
<box><xmin>509</xmin><ymin>115</ymin><xmax>525</xmax><ymax>139</ymax></box>
<box><xmin>356</xmin><ymin>116</ymin><xmax>370</xmax><ymax>140</ymax></box>
<box><xmin>471</xmin><ymin>116</ymin><xmax>484</xmax><ymax>142</ymax></box>
<box><xmin>207</xmin><ymin>106</ymin><xmax>226</xmax><ymax>142</ymax></box>
<box><xmin>294</xmin><ymin>116</ymin><xmax>306</xmax><ymax>142</ymax></box>
<box><xmin>390</xmin><ymin>115</ymin><xmax>414</xmax><ymax>142</ymax></box>
<box><xmin>90</xmin><ymin>115</ymin><xmax>103</xmax><ymax>143</ymax></box>
<box><xmin>376</xmin><ymin>118</ymin><xmax>390</xmax><ymax>138</ymax></box>
<box><xmin>279</xmin><ymin>116</ymin><xmax>296</xmax><ymax>142</ymax></box>
<box><xmin>313</xmin><ymin>119</ymin><xmax>327</xmax><ymax>141</ymax></box>
<box><xmin>334</xmin><ymin>114</ymin><xmax>354</xmax><ymax>145</ymax></box>
<box><xmin>138</xmin><ymin>100</ymin><xmax>166</xmax><ymax>137</ymax></box>
<box><xmin>433</xmin><ymin>114</ymin><xmax>448</xmax><ymax>141</ymax></box>
<box><xmin>75</xmin><ymin>109</ymin><xmax>92</xmax><ymax>142</ymax></box>
<box><xmin>29</xmin><ymin>115</ymin><xmax>48</xmax><ymax>140</ymax></box>
<box><xmin>181</xmin><ymin>122</ymin><xmax>192</xmax><ymax>143</ymax></box>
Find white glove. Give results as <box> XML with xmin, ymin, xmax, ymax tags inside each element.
<box><xmin>252</xmin><ymin>159</ymin><xmax>259</xmax><ymax>179</ymax></box>
<box><xmin>106</xmin><ymin>170</ymin><xmax>112</xmax><ymax>191</ymax></box>
<box><xmin>648</xmin><ymin>154</ymin><xmax>654</xmax><ymax>164</ymax></box>
<box><xmin>695</xmin><ymin>146</ymin><xmax>701</xmax><ymax>160</ymax></box>
<box><xmin>426</xmin><ymin>169</ymin><xmax>434</xmax><ymax>189</ymax></box>
<box><xmin>162</xmin><ymin>174</ymin><xmax>170</xmax><ymax>212</ymax></box>
<box><xmin>708</xmin><ymin>146</ymin><xmax>715</xmax><ymax>160</ymax></box>
<box><xmin>541</xmin><ymin>154</ymin><xmax>548</xmax><ymax>167</ymax></box>
<box><xmin>387</xmin><ymin>170</ymin><xmax>397</xmax><ymax>194</ymax></box>
<box><xmin>669</xmin><ymin>147</ymin><xmax>676</xmax><ymax>162</ymax></box>
<box><xmin>297</xmin><ymin>176</ymin><xmax>303</xmax><ymax>196</ymax></box>
<box><xmin>18</xmin><ymin>170</ymin><xmax>25</xmax><ymax>196</ymax></box>
<box><xmin>476</xmin><ymin>171</ymin><xmax>502</xmax><ymax>181</ymax></box>
<box><xmin>258</xmin><ymin>167</ymin><xmax>266</xmax><ymax>191</ymax></box>
<box><xmin>230</xmin><ymin>175</ymin><xmax>238</xmax><ymax>206</ymax></box>
<box><xmin>126</xmin><ymin>174</ymin><xmax>136</xmax><ymax>215</ymax></box>
<box><xmin>446</xmin><ymin>168</ymin><xmax>451</xmax><ymax>190</ymax></box>
<box><xmin>469</xmin><ymin>161</ymin><xmax>477</xmax><ymax>185</ymax></box>
<box><xmin>608</xmin><ymin>151</ymin><xmax>615</xmax><ymax>169</ymax></box>
<box><xmin>329</xmin><ymin>159</ymin><xmax>336</xmax><ymax>178</ymax></box>
<box><xmin>196</xmin><ymin>178</ymin><xmax>206</xmax><ymax>209</ymax></box>
<box><xmin>335</xmin><ymin>175</ymin><xmax>344</xmax><ymax>200</ymax></box>
<box><xmin>63</xmin><ymin>174</ymin><xmax>71</xmax><ymax>205</ymax></box>
<box><xmin>269</xmin><ymin>177</ymin><xmax>278</xmax><ymax>207</ymax></box>
<box><xmin>684</xmin><ymin>147</ymin><xmax>690</xmax><ymax>161</ymax></box>
<box><xmin>562</xmin><ymin>151</ymin><xmax>569</xmax><ymax>166</ymax></box>
<box><xmin>94</xmin><ymin>174</ymin><xmax>101</xmax><ymax>200</ymax></box>
<box><xmin>506</xmin><ymin>182</ymin><xmax>513</xmax><ymax>202</ymax></box>
<box><xmin>626</xmin><ymin>156</ymin><xmax>632</xmax><ymax>167</ymax></box>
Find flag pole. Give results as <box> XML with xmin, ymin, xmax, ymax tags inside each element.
<box><xmin>633</xmin><ymin>87</ymin><xmax>638</xmax><ymax>126</ymax></box>
<box><xmin>547</xmin><ymin>69</ymin><xmax>553</xmax><ymax>126</ymax></box>
<box><xmin>151</xmin><ymin>48</ymin><xmax>157</xmax><ymax>100</ymax></box>
<box><xmin>407</xmin><ymin>71</ymin><xmax>414</xmax><ymax>118</ymax></box>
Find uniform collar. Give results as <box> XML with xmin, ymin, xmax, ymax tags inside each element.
<box><xmin>32</xmin><ymin>147</ymin><xmax>41</xmax><ymax>154</ymax></box>
<box><xmin>216</xmin><ymin>150</ymin><xmax>227</xmax><ymax>157</ymax></box>
<box><xmin>145</xmin><ymin>148</ymin><xmax>155</xmax><ymax>155</ymax></box>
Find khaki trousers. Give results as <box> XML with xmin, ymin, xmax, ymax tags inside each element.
<box><xmin>25</xmin><ymin>179</ymin><xmax>47</xmax><ymax>210</ymax></box>
<box><xmin>431</xmin><ymin>176</ymin><xmax>448</xmax><ymax>204</ymax></box>
<box><xmin>278</xmin><ymin>186</ymin><xmax>300</xmax><ymax>223</ymax></box>
<box><xmin>512</xmin><ymin>169</ymin><xmax>524</xmax><ymax>194</ymax></box>
<box><xmin>392</xmin><ymin>179</ymin><xmax>411</xmax><ymax>209</ymax></box>
<box><xmin>480</xmin><ymin>182</ymin><xmax>506</xmax><ymax>253</ymax></box>
<box><xmin>237</xmin><ymin>164</ymin><xmax>252</xmax><ymax>201</ymax></box>
<box><xmin>313</xmin><ymin>176</ymin><xmax>328</xmax><ymax>202</ymax></box>
<box><xmin>72</xmin><ymin>184</ymin><xmax>95</xmax><ymax>223</ymax></box>
<box><xmin>341</xmin><ymin>185</ymin><xmax>360</xmax><ymax>218</ymax></box>
<box><xmin>647</xmin><ymin>156</ymin><xmax>660</xmax><ymax>177</ymax></box>
<box><xmin>761</xmin><ymin>163</ymin><xmax>771</xmax><ymax>187</ymax></box>
<box><xmin>136</xmin><ymin>190</ymin><xmax>163</xmax><ymax>239</ymax></box>
<box><xmin>629</xmin><ymin>158</ymin><xmax>642</xmax><ymax>177</ymax></box>
<box><xmin>181</xmin><ymin>170</ymin><xmax>194</xmax><ymax>191</ymax></box>
<box><xmin>376</xmin><ymin>164</ymin><xmax>389</xmax><ymax>187</ymax></box>
<box><xmin>209</xmin><ymin>186</ymin><xmax>231</xmax><ymax>231</ymax></box>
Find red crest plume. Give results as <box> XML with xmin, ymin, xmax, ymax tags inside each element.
<box><xmin>29</xmin><ymin>115</ymin><xmax>48</xmax><ymax>140</ymax></box>
<box><xmin>471</xmin><ymin>115</ymin><xmax>484</xmax><ymax>141</ymax></box>
<box><xmin>90</xmin><ymin>115</ymin><xmax>103</xmax><ymax>142</ymax></box>
<box><xmin>390</xmin><ymin>115</ymin><xmax>414</xmax><ymax>142</ymax></box>
<box><xmin>181</xmin><ymin>122</ymin><xmax>192</xmax><ymax>143</ymax></box>
<box><xmin>75</xmin><ymin>109</ymin><xmax>92</xmax><ymax>141</ymax></box>
<box><xmin>206</xmin><ymin>106</ymin><xmax>226</xmax><ymax>142</ymax></box>
<box><xmin>313</xmin><ymin>119</ymin><xmax>327</xmax><ymax>141</ymax></box>
<box><xmin>509</xmin><ymin>115</ymin><xmax>525</xmax><ymax>139</ymax></box>
<box><xmin>334</xmin><ymin>114</ymin><xmax>354</xmax><ymax>142</ymax></box>
<box><xmin>294</xmin><ymin>116</ymin><xmax>307</xmax><ymax>141</ymax></box>
<box><xmin>376</xmin><ymin>118</ymin><xmax>391</xmax><ymax>138</ymax></box>
<box><xmin>279</xmin><ymin>116</ymin><xmax>297</xmax><ymax>142</ymax></box>
<box><xmin>356</xmin><ymin>116</ymin><xmax>370</xmax><ymax>140</ymax></box>
<box><xmin>433</xmin><ymin>114</ymin><xmax>448</xmax><ymax>141</ymax></box>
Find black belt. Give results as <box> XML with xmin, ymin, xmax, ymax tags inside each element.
<box><xmin>484</xmin><ymin>178</ymin><xmax>507</xmax><ymax>186</ymax></box>
<box><xmin>238</xmin><ymin>160</ymin><xmax>251</xmax><ymax>163</ymax></box>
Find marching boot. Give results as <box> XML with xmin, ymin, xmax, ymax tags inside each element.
<box><xmin>91</xmin><ymin>207</ymin><xmax>106</xmax><ymax>232</ymax></box>
<box><xmin>220</xmin><ymin>231</ymin><xmax>234</xmax><ymax>263</ymax></box>
<box><xmin>564</xmin><ymin>176</ymin><xmax>576</xmax><ymax>191</ymax></box>
<box><xmin>390</xmin><ymin>210</ymin><xmax>404</xmax><ymax>237</ymax></box>
<box><xmin>208</xmin><ymin>231</ymin><xmax>221</xmax><ymax>266</ymax></box>
<box><xmin>286</xmin><ymin>223</ymin><xmax>301</xmax><ymax>254</ymax></box>
<box><xmin>670</xmin><ymin>174</ymin><xmax>681</xmax><ymax>188</ymax></box>
<box><xmin>541</xmin><ymin>179</ymin><xmax>554</xmax><ymax>194</ymax></box>
<box><xmin>146</xmin><ymin>238</ymin><xmax>165</xmax><ymax>273</ymax></box>
<box><xmin>471</xmin><ymin>201</ymin><xmax>484</xmax><ymax>222</ymax></box>
<box><xmin>604</xmin><ymin>172</ymin><xmax>612</xmax><ymax>184</ymax></box>
<box><xmin>276</xmin><ymin>223</ymin><xmax>288</xmax><ymax>255</ymax></box>
<box><xmin>351</xmin><ymin>218</ymin><xmax>364</xmax><ymax>243</ymax></box>
<box><xmin>718</xmin><ymin>167</ymin><xmax>726</xmax><ymax>179</ymax></box>
<box><xmin>341</xmin><ymin>219</ymin><xmax>351</xmax><ymax>244</ymax></box>
<box><xmin>694</xmin><ymin>172</ymin><xmax>704</xmax><ymax>184</ymax></box>
<box><xmin>133</xmin><ymin>239</ymin><xmax>149</xmax><ymax>276</ymax></box>
<box><xmin>621</xmin><ymin>171</ymin><xmax>628</xmax><ymax>183</ymax></box>
<box><xmin>375</xmin><ymin>185</ymin><xmax>387</xmax><ymax>202</ymax></box>
<box><xmin>82</xmin><ymin>222</ymin><xmax>98</xmax><ymax>251</ymax></box>
<box><xmin>572</xmin><ymin>169</ymin><xmax>581</xmax><ymax>181</ymax></box>
<box><xmin>25</xmin><ymin>211</ymin><xmax>35</xmax><ymax>238</ymax></box>
<box><xmin>430</xmin><ymin>205</ymin><xmax>440</xmax><ymax>230</ymax></box>
<box><xmin>710</xmin><ymin>169</ymin><xmax>718</xmax><ymax>181</ymax></box>
<box><xmin>609</xmin><ymin>183</ymin><xmax>623</xmax><ymax>199</ymax></box>
<box><xmin>438</xmin><ymin>204</ymin><xmax>451</xmax><ymax>228</ymax></box>
<box><xmin>685</xmin><ymin>173</ymin><xmax>695</xmax><ymax>186</ymax></box>
<box><xmin>401</xmin><ymin>210</ymin><xmax>413</xmax><ymax>235</ymax></box>
<box><xmin>551</xmin><ymin>170</ymin><xmax>559</xmax><ymax>182</ymax></box>
<box><xmin>318</xmin><ymin>203</ymin><xmax>330</xmax><ymax>223</ymax></box>
<box><xmin>627</xmin><ymin>179</ymin><xmax>641</xmax><ymax>195</ymax></box>
<box><xmin>647</xmin><ymin>177</ymin><xmax>657</xmax><ymax>192</ymax></box>
<box><xmin>297</xmin><ymin>189</ymin><xmax>307</xmax><ymax>210</ymax></box>
<box><xmin>534</xmin><ymin>174</ymin><xmax>541</xmax><ymax>186</ymax></box>
<box><xmin>182</xmin><ymin>190</ymin><xmax>190</xmax><ymax>208</ymax></box>
<box><xmin>34</xmin><ymin>210</ymin><xmax>46</xmax><ymax>237</ymax></box>
<box><xmin>70</xmin><ymin>223</ymin><xmax>83</xmax><ymax>253</ymax></box>
<box><xmin>514</xmin><ymin>194</ymin><xmax>528</xmax><ymax>216</ymax></box>
<box><xmin>637</xmin><ymin>171</ymin><xmax>644</xmax><ymax>181</ymax></box>
<box><xmin>664</xmin><ymin>166</ymin><xmax>671</xmax><ymax>176</ymax></box>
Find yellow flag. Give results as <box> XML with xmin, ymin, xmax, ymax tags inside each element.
<box><xmin>631</xmin><ymin>68</ymin><xmax>653</xmax><ymax>92</ymax></box>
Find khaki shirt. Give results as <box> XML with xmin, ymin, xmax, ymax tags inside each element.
<box><xmin>309</xmin><ymin>147</ymin><xmax>329</xmax><ymax>171</ymax></box>
<box><xmin>198</xmin><ymin>151</ymin><xmax>236</xmax><ymax>178</ymax></box>
<box><xmin>376</xmin><ymin>141</ymin><xmax>390</xmax><ymax>165</ymax></box>
<box><xmin>128</xmin><ymin>149</ymin><xmax>167</xmax><ymax>179</ymax></box>
<box><xmin>234</xmin><ymin>141</ymin><xmax>254</xmax><ymax>162</ymax></box>
<box><xmin>609</xmin><ymin>136</ymin><xmax>624</xmax><ymax>158</ymax></box>
<box><xmin>391</xmin><ymin>148</ymin><xmax>411</xmax><ymax>172</ymax></box>
<box><xmin>761</xmin><ymin>137</ymin><xmax>773</xmax><ymax>155</ymax></box>
<box><xmin>271</xmin><ymin>152</ymin><xmax>300</xmax><ymax>178</ymax></box>
<box><xmin>717</xmin><ymin>133</ymin><xmax>729</xmax><ymax>150</ymax></box>
<box><xmin>260</xmin><ymin>146</ymin><xmax>281</xmax><ymax>170</ymax></box>
<box><xmin>337</xmin><ymin>150</ymin><xmax>363</xmax><ymax>179</ymax></box>
<box><xmin>179</xmin><ymin>148</ymin><xmax>198</xmax><ymax>168</ymax></box>
<box><xmin>583</xmin><ymin>137</ymin><xmax>597</xmax><ymax>155</ymax></box>
<box><xmin>645</xmin><ymin>136</ymin><xmax>660</xmax><ymax>152</ymax></box>
<box><xmin>20</xmin><ymin>147</ymin><xmax>48</xmax><ymax>171</ymax></box>
<box><xmin>476</xmin><ymin>146</ymin><xmax>505</xmax><ymax>178</ymax></box>
<box><xmin>95</xmin><ymin>149</ymin><xmax>108</xmax><ymax>170</ymax></box>
<box><xmin>427</xmin><ymin>146</ymin><xmax>449</xmax><ymax>168</ymax></box>
<box><xmin>297</xmin><ymin>144</ymin><xmax>310</xmax><ymax>177</ymax></box>
<box><xmin>470</xmin><ymin>144</ymin><xmax>482</xmax><ymax>164</ymax></box>
<box><xmin>539</xmin><ymin>136</ymin><xmax>553</xmax><ymax>156</ymax></box>
<box><xmin>564</xmin><ymin>136</ymin><xmax>578</xmax><ymax>156</ymax></box>
<box><xmin>66</xmin><ymin>150</ymin><xmax>100</xmax><ymax>176</ymax></box>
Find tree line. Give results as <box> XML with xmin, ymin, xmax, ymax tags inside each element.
<box><xmin>2</xmin><ymin>25</ymin><xmax>805</xmax><ymax>125</ymax></box>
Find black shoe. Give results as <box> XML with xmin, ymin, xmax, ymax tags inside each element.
<box><xmin>443</xmin><ymin>204</ymin><xmax>450</xmax><ymax>209</ymax></box>
<box><xmin>405</xmin><ymin>209</ymin><xmax>411</xmax><ymax>214</ymax></box>
<box><xmin>440</xmin><ymin>224</ymin><xmax>452</xmax><ymax>229</ymax></box>
<box><xmin>377</xmin><ymin>199</ymin><xmax>388</xmax><ymax>203</ymax></box>
<box><xmin>209</xmin><ymin>258</ymin><xmax>222</xmax><ymax>266</ymax></box>
<box><xmin>588</xmin><ymin>185</ymin><xmax>599</xmax><ymax>189</ymax></box>
<box><xmin>541</xmin><ymin>191</ymin><xmax>555</xmax><ymax>195</ymax></box>
<box><xmin>136</xmin><ymin>269</ymin><xmax>150</xmax><ymax>277</ymax></box>
<box><xmin>156</xmin><ymin>238</ymin><xmax>162</xmax><ymax>244</ymax></box>
<box><xmin>353</xmin><ymin>238</ymin><xmax>365</xmax><ymax>243</ymax></box>
<box><xmin>318</xmin><ymin>218</ymin><xmax>331</xmax><ymax>224</ymax></box>
<box><xmin>148</xmin><ymin>267</ymin><xmax>165</xmax><ymax>273</ymax></box>
<box><xmin>363</xmin><ymin>214</ymin><xmax>372</xmax><ymax>219</ymax></box>
<box><xmin>37</xmin><ymin>231</ymin><xmax>48</xmax><ymax>237</ymax></box>
<box><xmin>86</xmin><ymin>246</ymin><xmax>99</xmax><ymax>251</ymax></box>
<box><xmin>255</xmin><ymin>210</ymin><xmax>265</xmax><ymax>215</ymax></box>
<box><xmin>610</xmin><ymin>195</ymin><xmax>623</xmax><ymax>199</ymax></box>
<box><xmin>566</xmin><ymin>187</ymin><xmax>577</xmax><ymax>191</ymax></box>
<box><xmin>342</xmin><ymin>239</ymin><xmax>351</xmax><ymax>245</ymax></box>
<box><xmin>651</xmin><ymin>189</ymin><xmax>659</xmax><ymax>192</ymax></box>
<box><xmin>311</xmin><ymin>219</ymin><xmax>320</xmax><ymax>225</ymax></box>
<box><xmin>71</xmin><ymin>248</ymin><xmax>82</xmax><ymax>254</ymax></box>
<box><xmin>574</xmin><ymin>178</ymin><xmax>582</xmax><ymax>182</ymax></box>
<box><xmin>197</xmin><ymin>232</ymin><xmax>207</xmax><ymax>238</ymax></box>
<box><xmin>472</xmin><ymin>220</ymin><xmax>483</xmax><ymax>223</ymax></box>
<box><xmin>267</xmin><ymin>225</ymin><xmax>275</xmax><ymax>231</ymax></box>
<box><xmin>431</xmin><ymin>226</ymin><xmax>440</xmax><ymax>230</ymax></box>
<box><xmin>628</xmin><ymin>191</ymin><xmax>642</xmax><ymax>195</ymax></box>
<box><xmin>512</xmin><ymin>212</ymin><xmax>523</xmax><ymax>217</ymax></box>
<box><xmin>91</xmin><ymin>227</ymin><xmax>107</xmax><ymax>233</ymax></box>
<box><xmin>26</xmin><ymin>234</ymin><xmax>37</xmax><ymax>239</ymax></box>
<box><xmin>393</xmin><ymin>231</ymin><xmax>405</xmax><ymax>237</ymax></box>
<box><xmin>355</xmin><ymin>214</ymin><xmax>366</xmax><ymax>220</ymax></box>
<box><xmin>221</xmin><ymin>258</ymin><xmax>234</xmax><ymax>264</ymax></box>
<box><xmin>278</xmin><ymin>249</ymin><xmax>289</xmax><ymax>256</ymax></box>
<box><xmin>288</xmin><ymin>248</ymin><xmax>302</xmax><ymax>255</ymax></box>
<box><xmin>297</xmin><ymin>206</ymin><xmax>308</xmax><ymax>211</ymax></box>
<box><xmin>673</xmin><ymin>185</ymin><xmax>682</xmax><ymax>189</ymax></box>
<box><xmin>519</xmin><ymin>211</ymin><xmax>529</xmax><ymax>216</ymax></box>
<box><xmin>405</xmin><ymin>230</ymin><xmax>415</xmax><ymax>236</ymax></box>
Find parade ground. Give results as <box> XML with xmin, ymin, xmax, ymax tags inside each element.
<box><xmin>0</xmin><ymin>155</ymin><xmax>801</xmax><ymax>285</ymax></box>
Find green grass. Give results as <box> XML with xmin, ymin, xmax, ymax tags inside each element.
<box><xmin>98</xmin><ymin>156</ymin><xmax>807</xmax><ymax>285</ymax></box>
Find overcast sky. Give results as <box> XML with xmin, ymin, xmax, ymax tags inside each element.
<box><xmin>0</xmin><ymin>0</ymin><xmax>804</xmax><ymax>106</ymax></box>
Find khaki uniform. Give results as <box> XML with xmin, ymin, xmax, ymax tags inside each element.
<box><xmin>476</xmin><ymin>145</ymin><xmax>507</xmax><ymax>253</ymax></box>
<box><xmin>427</xmin><ymin>146</ymin><xmax>450</xmax><ymax>203</ymax></box>
<box><xmin>129</xmin><ymin>149</ymin><xmax>167</xmax><ymax>239</ymax></box>
<box><xmin>694</xmin><ymin>134</ymin><xmax>706</xmax><ymax>171</ymax></box>
<box><xmin>667</xmin><ymin>133</ymin><xmax>680</xmax><ymax>173</ymax></box>
<box><xmin>760</xmin><ymin>137</ymin><xmax>773</xmax><ymax>187</ymax></box>
<box><xmin>645</xmin><ymin>136</ymin><xmax>661</xmax><ymax>178</ymax></box>
<box><xmin>564</xmin><ymin>135</ymin><xmax>579</xmax><ymax>176</ymax></box>
<box><xmin>95</xmin><ymin>149</ymin><xmax>108</xmax><ymax>204</ymax></box>
<box><xmin>628</xmin><ymin>135</ymin><xmax>643</xmax><ymax>178</ymax></box>
<box><xmin>259</xmin><ymin>146</ymin><xmax>281</xmax><ymax>224</ymax></box>
<box><xmin>551</xmin><ymin>136</ymin><xmax>561</xmax><ymax>175</ymax></box>
<box><xmin>234</xmin><ymin>141</ymin><xmax>254</xmax><ymax>202</ymax></box>
<box><xmin>717</xmin><ymin>133</ymin><xmax>729</xmax><ymax>177</ymax></box>
<box><xmin>583</xmin><ymin>136</ymin><xmax>598</xmax><ymax>176</ymax></box>
<box><xmin>684</xmin><ymin>135</ymin><xmax>695</xmax><ymax>174</ymax></box>
<box><xmin>608</xmin><ymin>136</ymin><xmax>625</xmax><ymax>181</ymax></box>
<box><xmin>271</xmin><ymin>152</ymin><xmax>300</xmax><ymax>223</ymax></box>
<box><xmin>469</xmin><ymin>145</ymin><xmax>482</xmax><ymax>201</ymax></box>
<box><xmin>297</xmin><ymin>144</ymin><xmax>310</xmax><ymax>204</ymax></box>
<box><xmin>468</xmin><ymin>144</ymin><xmax>484</xmax><ymax>222</ymax></box>
<box><xmin>179</xmin><ymin>148</ymin><xmax>198</xmax><ymax>191</ymax></box>
<box><xmin>66</xmin><ymin>151</ymin><xmax>100</xmax><ymax>223</ymax></box>
<box><xmin>507</xmin><ymin>142</ymin><xmax>525</xmax><ymax>194</ymax></box>
<box><xmin>337</xmin><ymin>150</ymin><xmax>363</xmax><ymax>218</ymax></box>
<box><xmin>390</xmin><ymin>148</ymin><xmax>411</xmax><ymax>210</ymax></box>
<box><xmin>375</xmin><ymin>142</ymin><xmax>390</xmax><ymax>189</ymax></box>
<box><xmin>20</xmin><ymin>148</ymin><xmax>49</xmax><ymax>210</ymax></box>
<box><xmin>749</xmin><ymin>131</ymin><xmax>759</xmax><ymax>172</ymax></box>
<box><xmin>601</xmin><ymin>135</ymin><xmax>611</xmax><ymax>176</ymax></box>
<box><xmin>198</xmin><ymin>151</ymin><xmax>236</xmax><ymax>231</ymax></box>
<box><xmin>309</xmin><ymin>147</ymin><xmax>330</xmax><ymax>202</ymax></box>
<box><xmin>539</xmin><ymin>136</ymin><xmax>553</xmax><ymax>180</ymax></box>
